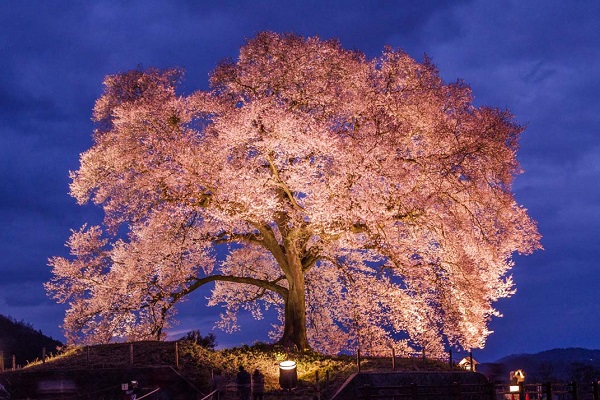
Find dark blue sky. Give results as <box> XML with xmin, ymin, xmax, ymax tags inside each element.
<box><xmin>1</xmin><ymin>1</ymin><xmax>599</xmax><ymax>362</ymax></box>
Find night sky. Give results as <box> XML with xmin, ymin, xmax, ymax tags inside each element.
<box><xmin>2</xmin><ymin>1</ymin><xmax>599</xmax><ymax>362</ymax></box>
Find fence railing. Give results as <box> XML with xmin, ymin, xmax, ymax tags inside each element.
<box><xmin>1</xmin><ymin>342</ymin><xmax>470</xmax><ymax>373</ymax></box>
<box><xmin>1</xmin><ymin>346</ymin><xmax>69</xmax><ymax>371</ymax></box>
<box><xmin>0</xmin><ymin>341</ymin><xmax>182</xmax><ymax>372</ymax></box>
<box><xmin>0</xmin><ymin>351</ymin><xmax>24</xmax><ymax>371</ymax></box>
<box><xmin>355</xmin><ymin>348</ymin><xmax>476</xmax><ymax>373</ymax></box>
<box><xmin>360</xmin><ymin>382</ymin><xmax>491</xmax><ymax>399</ymax></box>
<box><xmin>359</xmin><ymin>381</ymin><xmax>600</xmax><ymax>400</ymax></box>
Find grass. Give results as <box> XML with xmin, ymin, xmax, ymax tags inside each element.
<box><xmin>19</xmin><ymin>341</ymin><xmax>460</xmax><ymax>398</ymax></box>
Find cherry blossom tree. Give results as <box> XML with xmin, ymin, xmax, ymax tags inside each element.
<box><xmin>46</xmin><ymin>32</ymin><xmax>540</xmax><ymax>353</ymax></box>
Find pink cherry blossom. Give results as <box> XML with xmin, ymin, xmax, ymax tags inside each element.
<box><xmin>46</xmin><ymin>32</ymin><xmax>540</xmax><ymax>354</ymax></box>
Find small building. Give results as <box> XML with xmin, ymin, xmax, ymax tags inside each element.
<box><xmin>458</xmin><ymin>357</ymin><xmax>479</xmax><ymax>372</ymax></box>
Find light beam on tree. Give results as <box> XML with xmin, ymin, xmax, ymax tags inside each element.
<box><xmin>46</xmin><ymin>32</ymin><xmax>541</xmax><ymax>354</ymax></box>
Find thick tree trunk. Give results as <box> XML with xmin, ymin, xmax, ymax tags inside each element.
<box><xmin>279</xmin><ymin>277</ymin><xmax>310</xmax><ymax>351</ymax></box>
<box><xmin>277</xmin><ymin>248</ymin><xmax>310</xmax><ymax>351</ymax></box>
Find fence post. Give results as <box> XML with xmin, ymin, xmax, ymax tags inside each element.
<box><xmin>12</xmin><ymin>355</ymin><xmax>16</xmax><ymax>371</ymax></box>
<box><xmin>488</xmin><ymin>382</ymin><xmax>496</xmax><ymax>400</ymax></box>
<box><xmin>518</xmin><ymin>382</ymin><xmax>525</xmax><ymax>400</ymax></box>
<box><xmin>469</xmin><ymin>351</ymin><xmax>474</xmax><ymax>372</ymax></box>
<box><xmin>175</xmin><ymin>341</ymin><xmax>179</xmax><ymax>369</ymax></box>
<box><xmin>410</xmin><ymin>383</ymin><xmax>418</xmax><ymax>400</ymax></box>
<box><xmin>593</xmin><ymin>381</ymin><xmax>599</xmax><ymax>400</ymax></box>
<box><xmin>452</xmin><ymin>381</ymin><xmax>461</xmax><ymax>400</ymax></box>
<box><xmin>129</xmin><ymin>343</ymin><xmax>133</xmax><ymax>367</ymax></box>
<box><xmin>316</xmin><ymin>370</ymin><xmax>320</xmax><ymax>400</ymax></box>
<box><xmin>570</xmin><ymin>381</ymin><xmax>579</xmax><ymax>400</ymax></box>
<box><xmin>361</xmin><ymin>384</ymin><xmax>372</xmax><ymax>400</ymax></box>
<box><xmin>357</xmin><ymin>348</ymin><xmax>361</xmax><ymax>372</ymax></box>
<box><xmin>392</xmin><ymin>347</ymin><xmax>396</xmax><ymax>371</ymax></box>
<box><xmin>545</xmin><ymin>382</ymin><xmax>552</xmax><ymax>400</ymax></box>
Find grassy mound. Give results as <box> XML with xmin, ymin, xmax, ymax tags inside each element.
<box><xmin>17</xmin><ymin>341</ymin><xmax>459</xmax><ymax>398</ymax></box>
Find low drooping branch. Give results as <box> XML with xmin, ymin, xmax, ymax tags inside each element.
<box><xmin>175</xmin><ymin>274</ymin><xmax>288</xmax><ymax>303</ymax></box>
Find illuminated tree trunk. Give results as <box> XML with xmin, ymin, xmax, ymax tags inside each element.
<box><xmin>278</xmin><ymin>245</ymin><xmax>310</xmax><ymax>351</ymax></box>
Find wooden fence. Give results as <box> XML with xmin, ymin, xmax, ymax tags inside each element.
<box><xmin>0</xmin><ymin>351</ymin><xmax>19</xmax><ymax>371</ymax></box>
<box><xmin>1</xmin><ymin>342</ymin><xmax>466</xmax><ymax>373</ymax></box>
<box><xmin>0</xmin><ymin>341</ymin><xmax>182</xmax><ymax>372</ymax></box>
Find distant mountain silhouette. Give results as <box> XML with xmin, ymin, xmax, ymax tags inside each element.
<box><xmin>479</xmin><ymin>348</ymin><xmax>600</xmax><ymax>383</ymax></box>
<box><xmin>0</xmin><ymin>314</ymin><xmax>63</xmax><ymax>368</ymax></box>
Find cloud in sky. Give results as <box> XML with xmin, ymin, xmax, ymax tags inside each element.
<box><xmin>1</xmin><ymin>0</ymin><xmax>599</xmax><ymax>362</ymax></box>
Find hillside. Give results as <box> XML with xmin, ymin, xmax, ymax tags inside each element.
<box><xmin>0</xmin><ymin>314</ymin><xmax>63</xmax><ymax>367</ymax></box>
<box><xmin>1</xmin><ymin>341</ymin><xmax>460</xmax><ymax>398</ymax></box>
<box><xmin>480</xmin><ymin>348</ymin><xmax>600</xmax><ymax>383</ymax></box>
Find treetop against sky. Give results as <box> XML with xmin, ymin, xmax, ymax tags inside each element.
<box><xmin>46</xmin><ymin>32</ymin><xmax>540</xmax><ymax>354</ymax></box>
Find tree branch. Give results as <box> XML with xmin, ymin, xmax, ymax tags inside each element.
<box><xmin>174</xmin><ymin>274</ymin><xmax>288</xmax><ymax>303</ymax></box>
<box><xmin>266</xmin><ymin>152</ymin><xmax>304</xmax><ymax>212</ymax></box>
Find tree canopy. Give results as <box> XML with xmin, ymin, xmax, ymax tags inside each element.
<box><xmin>46</xmin><ymin>32</ymin><xmax>540</xmax><ymax>354</ymax></box>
